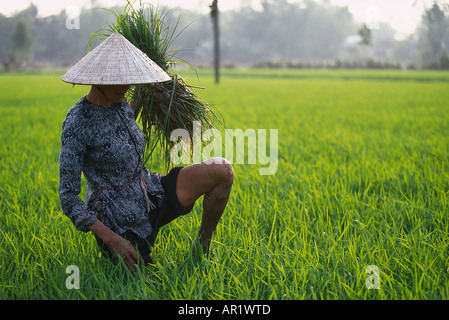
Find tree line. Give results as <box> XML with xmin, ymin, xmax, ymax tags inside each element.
<box><xmin>1</xmin><ymin>0</ymin><xmax>448</xmax><ymax>71</ymax></box>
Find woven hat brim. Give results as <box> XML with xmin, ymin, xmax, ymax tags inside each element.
<box><xmin>61</xmin><ymin>32</ymin><xmax>172</xmax><ymax>85</ymax></box>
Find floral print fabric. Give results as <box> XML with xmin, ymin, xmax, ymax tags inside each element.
<box><xmin>59</xmin><ymin>96</ymin><xmax>165</xmax><ymax>239</ymax></box>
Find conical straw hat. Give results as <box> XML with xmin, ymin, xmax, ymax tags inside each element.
<box><xmin>61</xmin><ymin>32</ymin><xmax>171</xmax><ymax>85</ymax></box>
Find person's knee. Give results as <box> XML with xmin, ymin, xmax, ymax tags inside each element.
<box><xmin>210</xmin><ymin>157</ymin><xmax>234</xmax><ymax>186</ymax></box>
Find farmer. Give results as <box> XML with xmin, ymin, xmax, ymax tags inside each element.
<box><xmin>58</xmin><ymin>32</ymin><xmax>234</xmax><ymax>269</ymax></box>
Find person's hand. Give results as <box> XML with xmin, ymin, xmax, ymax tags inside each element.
<box><xmin>105</xmin><ymin>233</ymin><xmax>142</xmax><ymax>271</ymax></box>
<box><xmin>88</xmin><ymin>219</ymin><xmax>143</xmax><ymax>271</ymax></box>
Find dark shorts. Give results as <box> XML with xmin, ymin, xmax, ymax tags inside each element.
<box><xmin>95</xmin><ymin>166</ymin><xmax>194</xmax><ymax>265</ymax></box>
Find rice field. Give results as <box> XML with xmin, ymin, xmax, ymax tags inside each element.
<box><xmin>0</xmin><ymin>69</ymin><xmax>448</xmax><ymax>301</ymax></box>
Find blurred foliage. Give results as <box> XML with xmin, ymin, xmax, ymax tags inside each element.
<box><xmin>0</xmin><ymin>0</ymin><xmax>448</xmax><ymax>71</ymax></box>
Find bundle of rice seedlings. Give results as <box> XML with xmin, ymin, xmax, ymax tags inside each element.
<box><xmin>89</xmin><ymin>1</ymin><xmax>222</xmax><ymax>170</ymax></box>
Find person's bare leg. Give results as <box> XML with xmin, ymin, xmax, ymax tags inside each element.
<box><xmin>175</xmin><ymin>157</ymin><xmax>234</xmax><ymax>253</ymax></box>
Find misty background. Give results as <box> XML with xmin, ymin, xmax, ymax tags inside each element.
<box><xmin>1</xmin><ymin>0</ymin><xmax>449</xmax><ymax>72</ymax></box>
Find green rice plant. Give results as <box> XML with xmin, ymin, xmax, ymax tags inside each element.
<box><xmin>88</xmin><ymin>1</ymin><xmax>222</xmax><ymax>171</ymax></box>
<box><xmin>1</xmin><ymin>70</ymin><xmax>449</xmax><ymax>300</ymax></box>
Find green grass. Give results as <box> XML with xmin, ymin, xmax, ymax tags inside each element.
<box><xmin>1</xmin><ymin>69</ymin><xmax>449</xmax><ymax>299</ymax></box>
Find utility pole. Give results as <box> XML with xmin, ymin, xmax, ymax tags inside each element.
<box><xmin>210</xmin><ymin>0</ymin><xmax>220</xmax><ymax>84</ymax></box>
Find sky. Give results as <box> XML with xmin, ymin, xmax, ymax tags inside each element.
<box><xmin>0</xmin><ymin>0</ymin><xmax>439</xmax><ymax>36</ymax></box>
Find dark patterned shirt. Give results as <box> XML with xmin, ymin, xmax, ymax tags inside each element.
<box><xmin>59</xmin><ymin>96</ymin><xmax>165</xmax><ymax>239</ymax></box>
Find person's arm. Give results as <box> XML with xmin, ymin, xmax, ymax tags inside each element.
<box><xmin>59</xmin><ymin>110</ymin><xmax>98</xmax><ymax>232</ymax></box>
